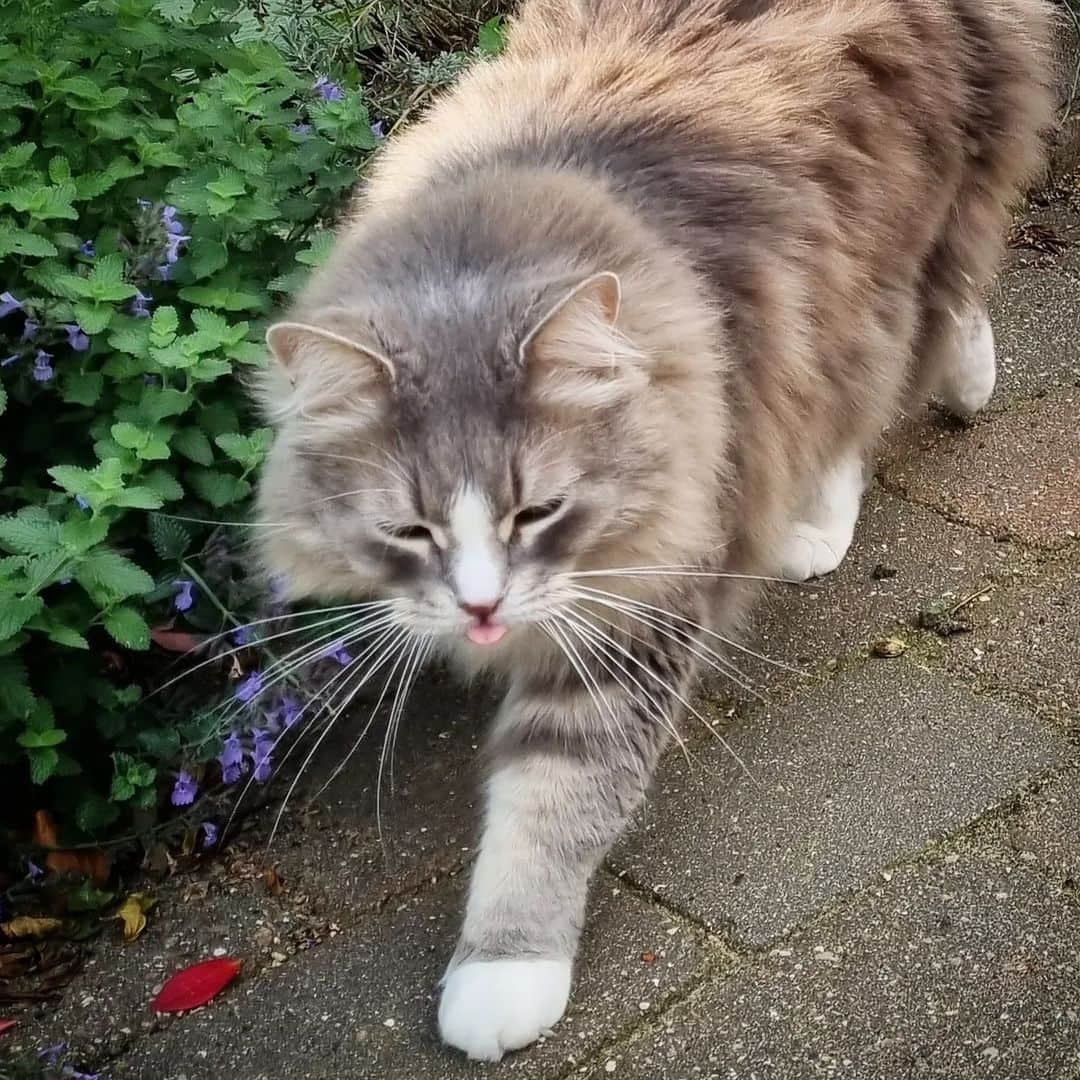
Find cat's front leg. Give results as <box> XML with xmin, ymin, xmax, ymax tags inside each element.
<box><xmin>438</xmin><ymin>657</ymin><xmax>684</xmax><ymax>1061</ymax></box>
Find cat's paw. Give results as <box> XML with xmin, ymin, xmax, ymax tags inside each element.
<box><xmin>438</xmin><ymin>957</ymin><xmax>572</xmax><ymax>1061</ymax></box>
<box><xmin>779</xmin><ymin>522</ymin><xmax>850</xmax><ymax>582</ymax></box>
<box><xmin>939</xmin><ymin>305</ymin><xmax>996</xmax><ymax>417</ymax></box>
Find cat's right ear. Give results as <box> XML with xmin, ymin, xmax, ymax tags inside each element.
<box><xmin>262</xmin><ymin>315</ymin><xmax>395</xmax><ymax>424</ymax></box>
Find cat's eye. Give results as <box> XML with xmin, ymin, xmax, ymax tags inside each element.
<box><xmin>514</xmin><ymin>498</ymin><xmax>565</xmax><ymax>529</ymax></box>
<box><xmin>385</xmin><ymin>523</ymin><xmax>434</xmax><ymax>544</ymax></box>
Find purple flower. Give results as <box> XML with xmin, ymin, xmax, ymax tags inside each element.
<box><xmin>173</xmin><ymin>579</ymin><xmax>196</xmax><ymax>612</ymax></box>
<box><xmin>232</xmin><ymin>626</ymin><xmax>252</xmax><ymax>646</ymax></box>
<box><xmin>219</xmin><ymin>731</ymin><xmax>245</xmax><ymax>784</ymax></box>
<box><xmin>170</xmin><ymin>769</ymin><xmax>198</xmax><ymax>806</ymax></box>
<box><xmin>313</xmin><ymin>75</ymin><xmax>345</xmax><ymax>102</ymax></box>
<box><xmin>161</xmin><ymin>205</ymin><xmax>186</xmax><ymax>235</ymax></box>
<box><xmin>79</xmin><ymin>240</ymin><xmax>96</xmax><ymax>258</ymax></box>
<box><xmin>62</xmin><ymin>323</ymin><xmax>90</xmax><ymax>352</ymax></box>
<box><xmin>164</xmin><ymin>231</ymin><xmax>190</xmax><ymax>264</ymax></box>
<box><xmin>155</xmin><ymin>263</ymin><xmax>172</xmax><ymax>281</ymax></box>
<box><xmin>278</xmin><ymin>694</ymin><xmax>302</xmax><ymax>730</ymax></box>
<box><xmin>201</xmin><ymin>821</ymin><xmax>219</xmax><ymax>848</ymax></box>
<box><xmin>290</xmin><ymin>122</ymin><xmax>313</xmax><ymax>136</ymax></box>
<box><xmin>32</xmin><ymin>349</ymin><xmax>54</xmax><ymax>382</ymax></box>
<box><xmin>75</xmin><ymin>495</ymin><xmax>90</xmax><ymax>510</ymax></box>
<box><xmin>252</xmin><ymin>728</ymin><xmax>274</xmax><ymax>782</ymax></box>
<box><xmin>22</xmin><ymin>319</ymin><xmax>39</xmax><ymax>341</ymax></box>
<box><xmin>0</xmin><ymin>291</ymin><xmax>23</xmax><ymax>318</ymax></box>
<box><xmin>235</xmin><ymin>671</ymin><xmax>263</xmax><ymax>703</ymax></box>
<box><xmin>371</xmin><ymin>120</ymin><xmax>386</xmax><ymax>140</ymax></box>
<box><xmin>323</xmin><ymin>641</ymin><xmax>352</xmax><ymax>665</ymax></box>
<box><xmin>40</xmin><ymin>1042</ymin><xmax>68</xmax><ymax>1065</ymax></box>
<box><xmin>27</xmin><ymin>858</ymin><xmax>44</xmax><ymax>880</ymax></box>
<box><xmin>131</xmin><ymin>289</ymin><xmax>153</xmax><ymax>318</ymax></box>
<box><xmin>1</xmin><ymin>353</ymin><xmax>19</xmax><ymax>367</ymax></box>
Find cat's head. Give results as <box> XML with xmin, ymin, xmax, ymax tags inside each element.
<box><xmin>255</xmin><ymin>182</ymin><xmax>723</xmax><ymax>660</ymax></box>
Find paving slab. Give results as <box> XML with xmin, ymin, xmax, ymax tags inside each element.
<box><xmin>611</xmin><ymin>661</ymin><xmax>1064</xmax><ymax>947</ymax></box>
<box><xmin>589</xmin><ymin>847</ymin><xmax>1080</xmax><ymax>1080</ymax></box>
<box><xmin>990</xmin><ymin>216</ymin><xmax>1080</xmax><ymax>409</ymax></box>
<box><xmin>1008</xmin><ymin>769</ymin><xmax>1080</xmax><ymax>882</ymax></box>
<box><xmin>106</xmin><ymin>873</ymin><xmax>712</xmax><ymax>1080</ymax></box>
<box><xmin>882</xmin><ymin>388</ymin><xmax>1080</xmax><ymax>549</ymax></box>
<box><xmin>748</xmin><ymin>486</ymin><xmax>1005</xmax><ymax>678</ymax></box>
<box><xmin>939</xmin><ymin>558</ymin><xmax>1080</xmax><ymax>724</ymax></box>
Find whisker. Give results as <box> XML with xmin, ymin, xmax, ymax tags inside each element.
<box><xmin>571</xmin><ymin>584</ymin><xmax>808</xmax><ymax>678</ymax></box>
<box><xmin>564</xmin><ymin>565</ymin><xmax>819</xmax><ymax>588</ymax></box>
<box><xmin>264</xmin><ymin>627</ymin><xmax>413</xmax><ymax>852</ymax></box>
<box><xmin>553</xmin><ymin>611</ymin><xmax>693</xmax><ymax>770</ymax></box>
<box><xmin>148</xmin><ymin>601</ymin><xmax>391</xmax><ymax>701</ymax></box>
<box><xmin>568</xmin><ymin>590</ymin><xmax>764</xmax><ymax>701</ymax></box>
<box><xmin>539</xmin><ymin>618</ymin><xmax>637</xmax><ymax>766</ymax></box>
<box><xmin>556</xmin><ymin>607</ymin><xmax>760</xmax><ymax>788</ymax></box>
<box><xmin>375</xmin><ymin>635</ymin><xmax>431</xmax><ymax>839</ymax></box>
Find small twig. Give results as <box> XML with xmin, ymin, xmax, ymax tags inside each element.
<box><xmin>946</xmin><ymin>584</ymin><xmax>994</xmax><ymax>618</ymax></box>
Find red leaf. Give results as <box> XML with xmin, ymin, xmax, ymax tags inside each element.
<box><xmin>151</xmin><ymin>627</ymin><xmax>205</xmax><ymax>654</ymax></box>
<box><xmin>0</xmin><ymin>1018</ymin><xmax>16</xmax><ymax>1036</ymax></box>
<box><xmin>150</xmin><ymin>957</ymin><xmax>242</xmax><ymax>1013</ymax></box>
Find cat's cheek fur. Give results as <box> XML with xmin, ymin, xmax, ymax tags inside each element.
<box><xmin>438</xmin><ymin>958</ymin><xmax>572</xmax><ymax>1062</ymax></box>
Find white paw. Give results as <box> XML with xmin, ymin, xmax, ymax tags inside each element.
<box><xmin>779</xmin><ymin>523</ymin><xmax>850</xmax><ymax>582</ymax></box>
<box><xmin>940</xmin><ymin>308</ymin><xmax>996</xmax><ymax>417</ymax></box>
<box><xmin>438</xmin><ymin>957</ymin><xmax>572</xmax><ymax>1061</ymax></box>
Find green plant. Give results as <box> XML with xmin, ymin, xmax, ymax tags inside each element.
<box><xmin>0</xmin><ymin>0</ymin><xmax>381</xmax><ymax>841</ymax></box>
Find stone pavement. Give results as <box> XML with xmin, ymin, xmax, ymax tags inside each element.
<box><xmin>10</xmin><ymin>154</ymin><xmax>1080</xmax><ymax>1080</ymax></box>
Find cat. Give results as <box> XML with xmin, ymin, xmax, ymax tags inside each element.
<box><xmin>255</xmin><ymin>0</ymin><xmax>1055</xmax><ymax>1061</ymax></box>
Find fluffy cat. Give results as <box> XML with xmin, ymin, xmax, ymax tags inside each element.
<box><xmin>255</xmin><ymin>0</ymin><xmax>1054</xmax><ymax>1060</ymax></box>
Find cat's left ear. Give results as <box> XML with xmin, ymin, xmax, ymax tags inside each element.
<box><xmin>520</xmin><ymin>272</ymin><xmax>647</xmax><ymax>409</ymax></box>
<box><xmin>261</xmin><ymin>311</ymin><xmax>395</xmax><ymax>423</ymax></box>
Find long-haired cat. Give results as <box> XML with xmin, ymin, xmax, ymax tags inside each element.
<box><xmin>255</xmin><ymin>0</ymin><xmax>1054</xmax><ymax>1060</ymax></box>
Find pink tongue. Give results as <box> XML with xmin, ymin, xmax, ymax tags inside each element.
<box><xmin>466</xmin><ymin>621</ymin><xmax>508</xmax><ymax>646</ymax></box>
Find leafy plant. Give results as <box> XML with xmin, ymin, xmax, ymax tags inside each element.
<box><xmin>0</xmin><ymin>0</ymin><xmax>382</xmax><ymax>842</ymax></box>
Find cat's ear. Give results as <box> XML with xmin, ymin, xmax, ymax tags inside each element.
<box><xmin>520</xmin><ymin>272</ymin><xmax>646</xmax><ymax>409</ymax></box>
<box><xmin>262</xmin><ymin>312</ymin><xmax>394</xmax><ymax>424</ymax></box>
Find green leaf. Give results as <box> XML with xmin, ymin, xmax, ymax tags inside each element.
<box><xmin>59</xmin><ymin>516</ymin><xmax>109</xmax><ymax>552</ymax></box>
<box><xmin>188</xmin><ymin>239</ymin><xmax>229</xmax><ymax>280</ymax></box>
<box><xmin>29</xmin><ymin>746</ymin><xmax>59</xmax><ymax>784</ymax></box>
<box><xmin>142</xmin><ymin>469</ymin><xmax>184</xmax><ymax>502</ymax></box>
<box><xmin>111</xmin><ymin>422</ymin><xmax>150</xmax><ymax>451</ymax></box>
<box><xmin>215</xmin><ymin>429</ymin><xmax>272</xmax><ymax>469</ymax></box>
<box><xmin>67</xmin><ymin>881</ymin><xmax>115</xmax><ymax>912</ymax></box>
<box><xmin>72</xmin><ymin>301</ymin><xmax>114</xmax><ymax>335</ymax></box>
<box><xmin>0</xmin><ymin>222</ymin><xmax>58</xmax><ymax>258</ymax></box>
<box><xmin>148</xmin><ymin>513</ymin><xmax>192</xmax><ymax>559</ymax></box>
<box><xmin>76</xmin><ymin>792</ymin><xmax>120</xmax><ymax>832</ymax></box>
<box><xmin>103</xmin><ymin>606</ymin><xmax>151</xmax><ymax>650</ymax></box>
<box><xmin>86</xmin><ymin>254</ymin><xmax>137</xmax><ymax>302</ymax></box>
<box><xmin>112</xmin><ymin>486</ymin><xmax>165</xmax><ymax>510</ymax></box>
<box><xmin>0</xmin><ymin>596</ymin><xmax>45</xmax><ymax>641</ymax></box>
<box><xmin>178</xmin><ymin>284</ymin><xmax>266</xmax><ymax>313</ymax></box>
<box><xmin>187</xmin><ymin>468</ymin><xmax>251</xmax><ymax>508</ymax></box>
<box><xmin>62</xmin><ymin>371</ymin><xmax>105</xmax><ymax>407</ymax></box>
<box><xmin>48</xmin><ymin>464</ymin><xmax>97</xmax><ymax>498</ymax></box>
<box><xmin>141</xmin><ymin>388</ymin><xmax>192</xmax><ymax>422</ymax></box>
<box><xmin>0</xmin><ymin>658</ymin><xmax>33</xmax><ymax>719</ymax></box>
<box><xmin>295</xmin><ymin>230</ymin><xmax>335</xmax><ymax>267</ymax></box>
<box><xmin>75</xmin><ymin>550</ymin><xmax>154</xmax><ymax>600</ymax></box>
<box><xmin>171</xmin><ymin>426</ymin><xmax>214</xmax><ymax>465</ymax></box>
<box><xmin>477</xmin><ymin>15</ymin><xmax>506</xmax><ymax>55</ymax></box>
<box><xmin>47</xmin><ymin>156</ymin><xmax>72</xmax><ymax>183</ymax></box>
<box><xmin>150</xmin><ymin>305</ymin><xmax>179</xmax><ymax>343</ymax></box>
<box><xmin>0</xmin><ymin>512</ymin><xmax>63</xmax><ymax>555</ymax></box>
<box><xmin>18</xmin><ymin>726</ymin><xmax>67</xmax><ymax>749</ymax></box>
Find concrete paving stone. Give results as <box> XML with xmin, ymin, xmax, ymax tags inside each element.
<box><xmin>1008</xmin><ymin>770</ymin><xmax>1080</xmax><ymax>882</ymax></box>
<box><xmin>990</xmin><ymin>213</ymin><xmax>1080</xmax><ymax>409</ymax></box>
<box><xmin>747</xmin><ymin>486</ymin><xmax>1005</xmax><ymax>679</ymax></box>
<box><xmin>107</xmin><ymin>873</ymin><xmax>712</xmax><ymax>1080</ymax></box>
<box><xmin>882</xmin><ymin>388</ymin><xmax>1080</xmax><ymax>549</ymax></box>
<box><xmin>611</xmin><ymin>661</ymin><xmax>1064</xmax><ymax>947</ymax></box>
<box><xmin>590</xmin><ymin>848</ymin><xmax>1080</xmax><ymax>1080</ymax></box>
<box><xmin>940</xmin><ymin>558</ymin><xmax>1080</xmax><ymax>724</ymax></box>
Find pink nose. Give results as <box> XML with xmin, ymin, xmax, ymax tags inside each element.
<box><xmin>460</xmin><ymin>600</ymin><xmax>500</xmax><ymax>621</ymax></box>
